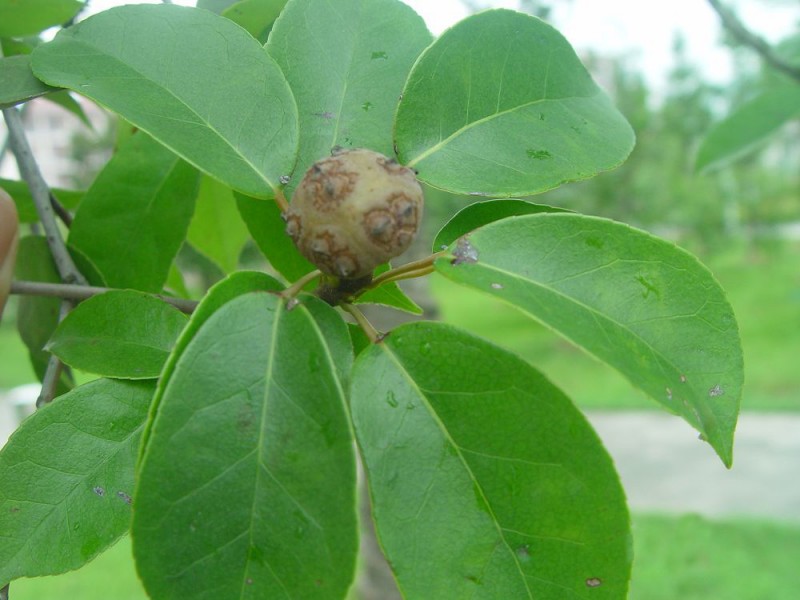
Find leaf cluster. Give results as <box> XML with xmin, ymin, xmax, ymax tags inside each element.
<box><xmin>0</xmin><ymin>1</ymin><xmax>744</xmax><ymax>598</ymax></box>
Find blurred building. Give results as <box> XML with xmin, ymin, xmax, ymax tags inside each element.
<box><xmin>1</xmin><ymin>97</ymin><xmax>109</xmax><ymax>188</ymax></box>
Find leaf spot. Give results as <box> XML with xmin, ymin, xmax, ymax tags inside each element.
<box><xmin>386</xmin><ymin>391</ymin><xmax>399</xmax><ymax>408</ymax></box>
<box><xmin>285</xmin><ymin>298</ymin><xmax>300</xmax><ymax>312</ymax></box>
<box><xmin>361</xmin><ymin>101</ymin><xmax>374</xmax><ymax>112</ymax></box>
<box><xmin>666</xmin><ymin>387</ymin><xmax>672</xmax><ymax>401</ymax></box>
<box><xmin>371</xmin><ymin>51</ymin><xmax>388</xmax><ymax>60</ymax></box>
<box><xmin>585</xmin><ymin>235</ymin><xmax>604</xmax><ymax>249</ymax></box>
<box><xmin>116</xmin><ymin>491</ymin><xmax>132</xmax><ymax>505</ymax></box>
<box><xmin>516</xmin><ymin>544</ymin><xmax>531</xmax><ymax>562</ymax></box>
<box><xmin>635</xmin><ymin>275</ymin><xmax>660</xmax><ymax>299</ymax></box>
<box><xmin>93</xmin><ymin>486</ymin><xmax>105</xmax><ymax>497</ymax></box>
<box><xmin>279</xmin><ymin>175</ymin><xmax>291</xmax><ymax>185</ymax></box>
<box><xmin>452</xmin><ymin>237</ymin><xmax>479</xmax><ymax>266</ymax></box>
<box><xmin>491</xmin><ymin>283</ymin><xmax>504</xmax><ymax>290</ymax></box>
<box><xmin>246</xmin><ymin>578</ymin><xmax>253</xmax><ymax>586</ymax></box>
<box><xmin>680</xmin><ymin>374</ymin><xmax>687</xmax><ymax>383</ymax></box>
<box><xmin>709</xmin><ymin>384</ymin><xmax>725</xmax><ymax>397</ymax></box>
<box><xmin>313</xmin><ymin>111</ymin><xmax>335</xmax><ymax>120</ymax></box>
<box><xmin>526</xmin><ymin>148</ymin><xmax>552</xmax><ymax>160</ymax></box>
<box><xmin>10</xmin><ymin>506</ymin><xmax>19</xmax><ymax>513</ymax></box>
<box><xmin>586</xmin><ymin>577</ymin><xmax>602</xmax><ymax>588</ymax></box>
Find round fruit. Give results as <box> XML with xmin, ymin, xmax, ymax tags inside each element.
<box><xmin>285</xmin><ymin>148</ymin><xmax>423</xmax><ymax>280</ymax></box>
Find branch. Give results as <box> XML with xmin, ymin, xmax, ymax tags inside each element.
<box><xmin>37</xmin><ymin>301</ymin><xmax>72</xmax><ymax>407</ymax></box>
<box><xmin>10</xmin><ymin>280</ymin><xmax>199</xmax><ymax>314</ymax></box>
<box><xmin>707</xmin><ymin>0</ymin><xmax>800</xmax><ymax>83</ymax></box>
<box><xmin>50</xmin><ymin>193</ymin><xmax>73</xmax><ymax>228</ymax></box>
<box><xmin>1</xmin><ymin>107</ymin><xmax>87</xmax><ymax>284</ymax></box>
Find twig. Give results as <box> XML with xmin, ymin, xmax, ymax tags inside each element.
<box><xmin>281</xmin><ymin>269</ymin><xmax>321</xmax><ymax>299</ymax></box>
<box><xmin>342</xmin><ymin>303</ymin><xmax>382</xmax><ymax>343</ymax></box>
<box><xmin>36</xmin><ymin>301</ymin><xmax>72</xmax><ymax>407</ymax></box>
<box><xmin>707</xmin><ymin>0</ymin><xmax>800</xmax><ymax>83</ymax></box>
<box><xmin>1</xmin><ymin>107</ymin><xmax>86</xmax><ymax>285</ymax></box>
<box><xmin>50</xmin><ymin>193</ymin><xmax>73</xmax><ymax>228</ymax></box>
<box><xmin>367</xmin><ymin>251</ymin><xmax>446</xmax><ymax>290</ymax></box>
<box><xmin>10</xmin><ymin>280</ymin><xmax>199</xmax><ymax>314</ymax></box>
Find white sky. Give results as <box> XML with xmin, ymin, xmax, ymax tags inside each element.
<box><xmin>81</xmin><ymin>0</ymin><xmax>798</xmax><ymax>94</ymax></box>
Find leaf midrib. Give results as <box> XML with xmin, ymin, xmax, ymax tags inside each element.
<box><xmin>239</xmin><ymin>297</ymin><xmax>291</xmax><ymax>599</ymax></box>
<box><xmin>380</xmin><ymin>343</ymin><xmax>535</xmax><ymax>600</ymax></box>
<box><xmin>405</xmin><ymin>92</ymin><xmax>598</xmax><ymax>168</ymax></box>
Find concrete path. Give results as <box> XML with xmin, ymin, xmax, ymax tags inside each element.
<box><xmin>587</xmin><ymin>411</ymin><xmax>800</xmax><ymax>522</ymax></box>
<box><xmin>2</xmin><ymin>388</ymin><xmax>798</xmax><ymax>522</ymax></box>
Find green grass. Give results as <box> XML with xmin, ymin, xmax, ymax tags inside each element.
<box><xmin>629</xmin><ymin>514</ymin><xmax>800</xmax><ymax>600</ymax></box>
<box><xmin>9</xmin><ymin>515</ymin><xmax>800</xmax><ymax>599</ymax></box>
<box><xmin>430</xmin><ymin>238</ymin><xmax>800</xmax><ymax>411</ymax></box>
<box><xmin>10</xmin><ymin>537</ymin><xmax>146</xmax><ymax>600</ymax></box>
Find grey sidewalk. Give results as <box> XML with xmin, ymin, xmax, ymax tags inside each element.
<box><xmin>587</xmin><ymin>411</ymin><xmax>800</xmax><ymax>522</ymax></box>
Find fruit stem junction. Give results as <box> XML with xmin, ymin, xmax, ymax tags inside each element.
<box><xmin>273</xmin><ymin>188</ymin><xmax>290</xmax><ymax>214</ymax></box>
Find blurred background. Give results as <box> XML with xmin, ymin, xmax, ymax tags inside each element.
<box><xmin>1</xmin><ymin>0</ymin><xmax>799</xmax><ymax>598</ymax></box>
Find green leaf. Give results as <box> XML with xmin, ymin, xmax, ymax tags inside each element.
<box><xmin>0</xmin><ymin>178</ymin><xmax>83</xmax><ymax>224</ymax></box>
<box><xmin>47</xmin><ymin>291</ymin><xmax>188</xmax><ymax>379</ymax></box>
<box><xmin>187</xmin><ymin>176</ymin><xmax>250</xmax><ymax>274</ymax></box>
<box><xmin>197</xmin><ymin>0</ymin><xmax>240</xmax><ymax>13</ymax></box>
<box><xmin>68</xmin><ymin>132</ymin><xmax>199</xmax><ymax>293</ymax></box>
<box><xmin>66</xmin><ymin>243</ymin><xmax>107</xmax><ymax>288</ymax></box>
<box><xmin>0</xmin><ymin>0</ymin><xmax>84</xmax><ymax>37</ymax></box>
<box><xmin>436</xmin><ymin>213</ymin><xmax>742</xmax><ymax>466</ymax></box>
<box><xmin>347</xmin><ymin>322</ymin><xmax>370</xmax><ymax>357</ymax></box>
<box><xmin>14</xmin><ymin>236</ymin><xmax>73</xmax><ymax>396</ymax></box>
<box><xmin>696</xmin><ymin>83</ymin><xmax>800</xmax><ymax>172</ymax></box>
<box><xmin>138</xmin><ymin>271</ymin><xmax>283</xmax><ymax>463</ymax></box>
<box><xmin>236</xmin><ymin>193</ymin><xmax>315</xmax><ymax>282</ymax></box>
<box><xmin>351</xmin><ymin>322</ymin><xmax>631</xmax><ymax>599</ymax></box>
<box><xmin>0</xmin><ymin>39</ymin><xmax>92</xmax><ymax>126</ymax></box>
<box><xmin>31</xmin><ymin>4</ymin><xmax>298</xmax><ymax>199</ymax></box>
<box><xmin>354</xmin><ymin>263</ymin><xmax>423</xmax><ymax>314</ymax></box>
<box><xmin>133</xmin><ymin>292</ymin><xmax>357</xmax><ymax>599</ymax></box>
<box><xmin>222</xmin><ymin>0</ymin><xmax>286</xmax><ymax>43</ymax></box>
<box><xmin>0</xmin><ymin>378</ymin><xmax>154</xmax><ymax>583</ymax></box>
<box><xmin>267</xmin><ymin>0</ymin><xmax>432</xmax><ymax>196</ymax></box>
<box><xmin>165</xmin><ymin>263</ymin><xmax>190</xmax><ymax>299</ymax></box>
<box><xmin>0</xmin><ymin>54</ymin><xmax>59</xmax><ymax>109</ymax></box>
<box><xmin>395</xmin><ymin>10</ymin><xmax>634</xmax><ymax>197</ymax></box>
<box><xmin>434</xmin><ymin>199</ymin><xmax>570</xmax><ymax>250</ymax></box>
